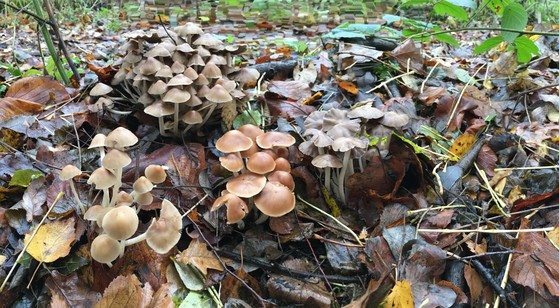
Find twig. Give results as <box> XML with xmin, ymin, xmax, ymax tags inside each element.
<box><xmin>417</xmin><ymin>227</ymin><xmax>554</xmax><ymax>233</ymax></box>
<box><xmin>0</xmin><ymin>192</ymin><xmax>64</xmax><ymax>292</ymax></box>
<box><xmin>0</xmin><ymin>0</ymin><xmax>53</xmax><ymax>26</ymax></box>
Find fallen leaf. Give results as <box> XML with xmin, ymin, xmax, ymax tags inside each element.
<box><xmin>0</xmin><ymin>97</ymin><xmax>43</xmax><ymax>123</ymax></box>
<box><xmin>24</xmin><ymin>217</ymin><xmax>76</xmax><ymax>263</ymax></box>
<box><xmin>449</xmin><ymin>133</ymin><xmax>476</xmax><ymax>159</ymax></box>
<box><xmin>6</xmin><ymin>76</ymin><xmax>70</xmax><ymax>104</ymax></box>
<box><xmin>384</xmin><ymin>279</ymin><xmax>414</xmax><ymax>308</ymax></box>
<box><xmin>176</xmin><ymin>239</ymin><xmax>223</xmax><ymax>275</ymax></box>
<box><xmin>95</xmin><ymin>275</ymin><xmax>147</xmax><ymax>308</ymax></box>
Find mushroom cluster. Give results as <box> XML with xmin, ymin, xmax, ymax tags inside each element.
<box><xmin>298</xmin><ymin>103</ymin><xmax>409</xmax><ymax>203</ymax></box>
<box><xmin>75</xmin><ymin>127</ymin><xmax>182</xmax><ymax>266</ymax></box>
<box><xmin>91</xmin><ymin>23</ymin><xmax>259</xmax><ymax>137</ymax></box>
<box><xmin>211</xmin><ymin>124</ymin><xmax>297</xmax><ymax>224</ymax></box>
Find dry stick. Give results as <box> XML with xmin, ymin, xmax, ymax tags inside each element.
<box><xmin>42</xmin><ymin>0</ymin><xmax>80</xmax><ymax>86</ymax></box>
<box><xmin>0</xmin><ymin>192</ymin><xmax>64</xmax><ymax>292</ymax></box>
<box><xmin>445</xmin><ymin>63</ymin><xmax>485</xmax><ymax>129</ymax></box>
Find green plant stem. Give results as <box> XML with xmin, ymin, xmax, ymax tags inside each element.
<box><xmin>409</xmin><ymin>27</ymin><xmax>559</xmax><ymax>40</ymax></box>
<box><xmin>31</xmin><ymin>0</ymin><xmax>70</xmax><ymax>85</ymax></box>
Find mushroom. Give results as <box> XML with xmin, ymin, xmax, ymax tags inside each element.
<box><xmin>215</xmin><ymin>130</ymin><xmax>253</xmax><ymax>162</ymax></box>
<box><xmin>145</xmin><ymin>165</ymin><xmax>168</xmax><ymax>184</ymax></box>
<box><xmin>105</xmin><ymin>127</ymin><xmax>139</xmax><ymax>150</ymax></box>
<box><xmin>201</xmin><ymin>84</ymin><xmax>233</xmax><ymax>126</ymax></box>
<box><xmin>102</xmin><ymin>149</ymin><xmax>132</xmax><ymax>207</ymax></box>
<box><xmin>90</xmin><ymin>83</ymin><xmax>113</xmax><ymax>97</ymax></box>
<box><xmin>133</xmin><ymin>176</ymin><xmax>154</xmax><ymax>194</ymax></box>
<box><xmin>246</xmin><ymin>152</ymin><xmax>276</xmax><ymax>175</ymax></box>
<box><xmin>256</xmin><ymin>131</ymin><xmax>296</xmax><ymax>150</ymax></box>
<box><xmin>87</xmin><ymin>167</ymin><xmax>117</xmax><ymax>207</ymax></box>
<box><xmin>219</xmin><ymin>153</ymin><xmax>245</xmax><ymax>175</ymax></box>
<box><xmin>84</xmin><ymin>205</ymin><xmax>111</xmax><ymax>227</ymax></box>
<box><xmin>60</xmin><ymin>164</ymin><xmax>85</xmax><ymax>213</ymax></box>
<box><xmin>211</xmin><ymin>192</ymin><xmax>249</xmax><ymax>224</ymax></box>
<box><xmin>102</xmin><ymin>205</ymin><xmax>139</xmax><ymax>240</ymax></box>
<box><xmin>267</xmin><ymin>170</ymin><xmax>295</xmax><ymax>191</ymax></box>
<box><xmin>181</xmin><ymin>110</ymin><xmax>204</xmax><ymax>134</ymax></box>
<box><xmin>226</xmin><ymin>172</ymin><xmax>267</xmax><ymax>198</ymax></box>
<box><xmin>90</xmin><ymin>234</ymin><xmax>123</xmax><ymax>267</ymax></box>
<box><xmin>311</xmin><ymin>154</ymin><xmax>343</xmax><ymax>194</ymax></box>
<box><xmin>253</xmin><ymin>181</ymin><xmax>295</xmax><ymax>217</ymax></box>
<box><xmin>162</xmin><ymin>87</ymin><xmax>190</xmax><ymax>136</ymax></box>
<box><xmin>89</xmin><ymin>134</ymin><xmax>107</xmax><ymax>166</ymax></box>
<box><xmin>273</xmin><ymin>157</ymin><xmax>291</xmax><ymax>173</ymax></box>
<box><xmin>331</xmin><ymin>137</ymin><xmax>368</xmax><ymax>202</ymax></box>
<box><xmin>144</xmin><ymin>101</ymin><xmax>174</xmax><ymax>137</ymax></box>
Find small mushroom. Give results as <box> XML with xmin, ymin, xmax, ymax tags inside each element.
<box><xmin>102</xmin><ymin>205</ymin><xmax>139</xmax><ymax>240</ymax></box>
<box><xmin>211</xmin><ymin>192</ymin><xmax>249</xmax><ymax>224</ymax></box>
<box><xmin>267</xmin><ymin>170</ymin><xmax>295</xmax><ymax>191</ymax></box>
<box><xmin>226</xmin><ymin>172</ymin><xmax>267</xmax><ymax>198</ymax></box>
<box><xmin>145</xmin><ymin>165</ymin><xmax>168</xmax><ymax>184</ymax></box>
<box><xmin>253</xmin><ymin>181</ymin><xmax>295</xmax><ymax>217</ymax></box>
<box><xmin>219</xmin><ymin>153</ymin><xmax>245</xmax><ymax>175</ymax></box>
<box><xmin>87</xmin><ymin>167</ymin><xmax>117</xmax><ymax>207</ymax></box>
<box><xmin>59</xmin><ymin>165</ymin><xmax>85</xmax><ymax>213</ymax></box>
<box><xmin>91</xmin><ymin>234</ymin><xmax>123</xmax><ymax>267</ymax></box>
<box><xmin>331</xmin><ymin>137</ymin><xmax>368</xmax><ymax>202</ymax></box>
<box><xmin>246</xmin><ymin>152</ymin><xmax>276</xmax><ymax>175</ymax></box>
<box><xmin>102</xmin><ymin>149</ymin><xmax>132</xmax><ymax>207</ymax></box>
<box><xmin>133</xmin><ymin>176</ymin><xmax>154</xmax><ymax>194</ymax></box>
<box><xmin>311</xmin><ymin>154</ymin><xmax>343</xmax><ymax>194</ymax></box>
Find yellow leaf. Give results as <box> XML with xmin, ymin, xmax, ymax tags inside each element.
<box><xmin>95</xmin><ymin>275</ymin><xmax>148</xmax><ymax>308</ymax></box>
<box><xmin>448</xmin><ymin>133</ymin><xmax>475</xmax><ymax>159</ymax></box>
<box><xmin>176</xmin><ymin>239</ymin><xmax>223</xmax><ymax>275</ymax></box>
<box><xmin>385</xmin><ymin>279</ymin><xmax>414</xmax><ymax>308</ymax></box>
<box><xmin>24</xmin><ymin>217</ymin><xmax>75</xmax><ymax>263</ymax></box>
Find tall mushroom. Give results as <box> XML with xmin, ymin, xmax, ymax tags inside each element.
<box><xmin>60</xmin><ymin>164</ymin><xmax>85</xmax><ymax>213</ymax></box>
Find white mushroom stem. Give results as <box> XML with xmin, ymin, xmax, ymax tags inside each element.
<box><xmin>102</xmin><ymin>188</ymin><xmax>110</xmax><ymax>207</ymax></box>
<box><xmin>97</xmin><ymin>148</ymin><xmax>105</xmax><ymax>168</ymax></box>
<box><xmin>173</xmin><ymin>106</ymin><xmax>180</xmax><ymax>136</ymax></box>
<box><xmin>68</xmin><ymin>180</ymin><xmax>85</xmax><ymax>213</ymax></box>
<box><xmin>324</xmin><ymin>167</ymin><xmax>332</xmax><ymax>193</ymax></box>
<box><xmin>158</xmin><ymin>117</ymin><xmax>171</xmax><ymax>137</ymax></box>
<box><xmin>338</xmin><ymin>152</ymin><xmax>351</xmax><ymax>203</ymax></box>
<box><xmin>123</xmin><ymin>228</ymin><xmax>149</xmax><ymax>246</ymax></box>
<box><xmin>109</xmin><ymin>168</ymin><xmax>124</xmax><ymax>207</ymax></box>
<box><xmin>200</xmin><ymin>104</ymin><xmax>217</xmax><ymax>127</ymax></box>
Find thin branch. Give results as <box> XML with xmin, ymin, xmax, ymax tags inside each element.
<box><xmin>0</xmin><ymin>0</ymin><xmax>53</xmax><ymax>26</ymax></box>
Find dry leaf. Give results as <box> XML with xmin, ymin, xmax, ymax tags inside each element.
<box><xmin>385</xmin><ymin>279</ymin><xmax>414</xmax><ymax>308</ymax></box>
<box><xmin>176</xmin><ymin>239</ymin><xmax>223</xmax><ymax>275</ymax></box>
<box><xmin>0</xmin><ymin>97</ymin><xmax>43</xmax><ymax>123</ymax></box>
<box><xmin>24</xmin><ymin>217</ymin><xmax>75</xmax><ymax>263</ymax></box>
<box><xmin>6</xmin><ymin>76</ymin><xmax>70</xmax><ymax>104</ymax></box>
<box><xmin>449</xmin><ymin>133</ymin><xmax>476</xmax><ymax>159</ymax></box>
<box><xmin>95</xmin><ymin>275</ymin><xmax>146</xmax><ymax>308</ymax></box>
<box><xmin>338</xmin><ymin>81</ymin><xmax>358</xmax><ymax>95</ymax></box>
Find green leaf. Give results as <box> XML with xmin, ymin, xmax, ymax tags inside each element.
<box><xmin>9</xmin><ymin>170</ymin><xmax>44</xmax><ymax>187</ymax></box>
<box><xmin>473</xmin><ymin>36</ymin><xmax>505</xmax><ymax>54</ymax></box>
<box><xmin>433</xmin><ymin>33</ymin><xmax>459</xmax><ymax>46</ymax></box>
<box><xmin>454</xmin><ymin>68</ymin><xmax>472</xmax><ymax>83</ymax></box>
<box><xmin>483</xmin><ymin>0</ymin><xmax>509</xmax><ymax>16</ymax></box>
<box><xmin>232</xmin><ymin>110</ymin><xmax>262</xmax><ymax>128</ymax></box>
<box><xmin>382</xmin><ymin>14</ymin><xmax>402</xmax><ymax>24</ymax></box>
<box><xmin>514</xmin><ymin>36</ymin><xmax>539</xmax><ymax>63</ymax></box>
<box><xmin>434</xmin><ymin>1</ymin><xmax>468</xmax><ymax>20</ymax></box>
<box><xmin>401</xmin><ymin>0</ymin><xmax>432</xmax><ymax>7</ymax></box>
<box><xmin>447</xmin><ymin>0</ymin><xmax>476</xmax><ymax>8</ymax></box>
<box><xmin>501</xmin><ymin>3</ymin><xmax>527</xmax><ymax>44</ymax></box>
<box><xmin>22</xmin><ymin>69</ymin><xmax>43</xmax><ymax>77</ymax></box>
<box><xmin>178</xmin><ymin>291</ymin><xmax>211</xmax><ymax>308</ymax></box>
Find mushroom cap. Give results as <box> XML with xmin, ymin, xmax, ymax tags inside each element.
<box><xmin>194</xmin><ymin>74</ymin><xmax>209</xmax><ymax>86</ymax></box>
<box><xmin>331</xmin><ymin>137</ymin><xmax>368</xmax><ymax>152</ymax></box>
<box><xmin>348</xmin><ymin>105</ymin><xmax>384</xmax><ymax>119</ymax></box>
<box><xmin>175</xmin><ymin>43</ymin><xmax>195</xmax><ymax>53</ymax></box>
<box><xmin>133</xmin><ymin>191</ymin><xmax>153</xmax><ymax>206</ymax></box>
<box><xmin>273</xmin><ymin>157</ymin><xmax>291</xmax><ymax>172</ymax></box>
<box><xmin>229</xmin><ymin>68</ymin><xmax>260</xmax><ymax>83</ymax></box>
<box><xmin>138</xmin><ymin>93</ymin><xmax>155</xmax><ymax>106</ymax></box>
<box><xmin>102</xmin><ymin>205</ymin><xmax>139</xmax><ymax>240</ymax></box>
<box><xmin>145</xmin><ymin>199</ymin><xmax>182</xmax><ymax>254</ymax></box>
<box><xmin>167</xmin><ymin>74</ymin><xmax>193</xmax><ymax>87</ymax></box>
<box><xmin>219</xmin><ymin>153</ymin><xmax>245</xmax><ymax>173</ymax></box>
<box><xmin>102</xmin><ymin>149</ymin><xmax>132</xmax><ymax>169</ymax></box>
<box><xmin>304</xmin><ymin>110</ymin><xmax>327</xmax><ymax>130</ymax></box>
<box><xmin>155</xmin><ymin>65</ymin><xmax>173</xmax><ymax>79</ymax></box>
<box><xmin>144</xmin><ymin>101</ymin><xmax>175</xmax><ymax>117</ymax></box>
<box><xmin>200</xmin><ymin>62</ymin><xmax>222</xmax><ymax>79</ymax></box>
<box><xmin>90</xmin><ymin>83</ymin><xmax>113</xmax><ymax>96</ymax></box>
<box><xmin>84</xmin><ymin>205</ymin><xmax>110</xmax><ymax>227</ymax></box>
<box><xmin>379</xmin><ymin>111</ymin><xmax>410</xmax><ymax>128</ymax></box>
<box><xmin>312</xmin><ymin>154</ymin><xmax>344</xmax><ymax>168</ymax></box>
<box><xmin>240</xmin><ymin>142</ymin><xmax>259</xmax><ymax>158</ymax></box>
<box><xmin>181</xmin><ymin>110</ymin><xmax>203</xmax><ymax>124</ymax></box>
<box><xmin>246</xmin><ymin>152</ymin><xmax>276</xmax><ymax>174</ymax></box>
<box><xmin>91</xmin><ymin>234</ymin><xmax>122</xmax><ymax>264</ymax></box>
<box><xmin>205</xmin><ymin>84</ymin><xmax>232</xmax><ymax>103</ymax></box>
<box><xmin>253</xmin><ymin>181</ymin><xmax>295</xmax><ymax>217</ymax></box>
<box><xmin>89</xmin><ymin>134</ymin><xmax>107</xmax><ymax>149</ymax></box>
<box><xmin>211</xmin><ymin>192</ymin><xmax>248</xmax><ymax>224</ymax></box>
<box><xmin>215</xmin><ymin>130</ymin><xmax>253</xmax><ymax>153</ymax></box>
<box><xmin>162</xmin><ymin>88</ymin><xmax>191</xmax><ymax>104</ymax></box>
<box><xmin>267</xmin><ymin>170</ymin><xmax>295</xmax><ymax>191</ymax></box>
<box><xmin>170</xmin><ymin>61</ymin><xmax>186</xmax><ymax>74</ymax></box>
<box><xmin>183</xmin><ymin>67</ymin><xmax>199</xmax><ymax>80</ymax></box>
<box><xmin>187</xmin><ymin>54</ymin><xmax>206</xmax><ymax>67</ymax></box>
<box><xmin>105</xmin><ymin>127</ymin><xmax>138</xmax><ymax>150</ymax></box>
<box><xmin>145</xmin><ymin>44</ymin><xmax>172</xmax><ymax>58</ymax></box>
<box><xmin>323</xmin><ymin>109</ymin><xmax>361</xmax><ymax>138</ymax></box>
<box><xmin>145</xmin><ymin>165</ymin><xmax>168</xmax><ymax>184</ymax></box>
<box><xmin>87</xmin><ymin>167</ymin><xmax>117</xmax><ymax>190</ymax></box>
<box><xmin>298</xmin><ymin>140</ymin><xmax>318</xmax><ymax>156</ymax></box>
<box><xmin>193</xmin><ymin>33</ymin><xmax>223</xmax><ymax>47</ymax></box>
<box><xmin>60</xmin><ymin>165</ymin><xmax>82</xmax><ymax>180</ymax></box>
<box><xmin>133</xmin><ymin>176</ymin><xmax>154</xmax><ymax>194</ymax></box>
<box><xmin>117</xmin><ymin>191</ymin><xmax>134</xmax><ymax>206</ymax></box>
<box><xmin>175</xmin><ymin>23</ymin><xmax>203</xmax><ymax>36</ymax></box>
<box><xmin>215</xmin><ymin>78</ymin><xmax>236</xmax><ymax>92</ymax></box>
<box><xmin>148</xmin><ymin>80</ymin><xmax>168</xmax><ymax>96</ymax></box>
<box><xmin>256</xmin><ymin>132</ymin><xmax>296</xmax><ymax>149</ymax></box>
<box><xmin>196</xmin><ymin>46</ymin><xmax>211</xmax><ymax>57</ymax></box>
<box><xmin>138</xmin><ymin>57</ymin><xmax>163</xmax><ymax>75</ymax></box>
<box><xmin>237</xmin><ymin>124</ymin><xmax>264</xmax><ymax>141</ymax></box>
<box><xmin>226</xmin><ymin>172</ymin><xmax>266</xmax><ymax>198</ymax></box>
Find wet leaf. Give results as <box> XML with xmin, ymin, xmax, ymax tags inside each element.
<box><xmin>8</xmin><ymin>169</ymin><xmax>44</xmax><ymax>187</ymax></box>
<box><xmin>12</xmin><ymin>177</ymin><xmax>48</xmax><ymax>222</ymax></box>
<box><xmin>6</xmin><ymin>76</ymin><xmax>70</xmax><ymax>104</ymax></box>
<box><xmin>176</xmin><ymin>239</ymin><xmax>223</xmax><ymax>275</ymax></box>
<box><xmin>338</xmin><ymin>81</ymin><xmax>359</xmax><ymax>95</ymax></box>
<box><xmin>178</xmin><ymin>291</ymin><xmax>211</xmax><ymax>307</ymax></box>
<box><xmin>24</xmin><ymin>217</ymin><xmax>75</xmax><ymax>263</ymax></box>
<box><xmin>0</xmin><ymin>97</ymin><xmax>43</xmax><ymax>123</ymax></box>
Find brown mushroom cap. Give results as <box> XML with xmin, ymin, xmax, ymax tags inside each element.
<box><xmin>144</xmin><ymin>101</ymin><xmax>175</xmax><ymax>117</ymax></box>
<box><xmin>215</xmin><ymin>130</ymin><xmax>253</xmax><ymax>153</ymax></box>
<box><xmin>138</xmin><ymin>57</ymin><xmax>163</xmax><ymax>75</ymax></box>
<box><xmin>181</xmin><ymin>110</ymin><xmax>203</xmax><ymax>124</ymax></box>
<box><xmin>87</xmin><ymin>167</ymin><xmax>117</xmax><ymax>190</ymax></box>
<box><xmin>148</xmin><ymin>80</ymin><xmax>168</xmax><ymax>95</ymax></box>
<box><xmin>133</xmin><ymin>176</ymin><xmax>154</xmax><ymax>194</ymax></box>
<box><xmin>237</xmin><ymin>124</ymin><xmax>264</xmax><ymax>141</ymax></box>
<box><xmin>267</xmin><ymin>171</ymin><xmax>295</xmax><ymax>191</ymax></box>
<box><xmin>102</xmin><ymin>205</ymin><xmax>139</xmax><ymax>240</ymax></box>
<box><xmin>145</xmin><ymin>165</ymin><xmax>167</xmax><ymax>184</ymax></box>
<box><xmin>167</xmin><ymin>74</ymin><xmax>193</xmax><ymax>87</ymax></box>
<box><xmin>102</xmin><ymin>149</ymin><xmax>132</xmax><ymax>170</ymax></box>
<box><xmin>253</xmin><ymin>181</ymin><xmax>295</xmax><ymax>217</ymax></box>
<box><xmin>246</xmin><ymin>152</ymin><xmax>276</xmax><ymax>174</ymax></box>
<box><xmin>117</xmin><ymin>191</ymin><xmax>134</xmax><ymax>206</ymax></box>
<box><xmin>273</xmin><ymin>157</ymin><xmax>291</xmax><ymax>172</ymax></box>
<box><xmin>226</xmin><ymin>172</ymin><xmax>267</xmax><ymax>198</ymax></box>
<box><xmin>256</xmin><ymin>132</ymin><xmax>296</xmax><ymax>149</ymax></box>
<box><xmin>229</xmin><ymin>68</ymin><xmax>260</xmax><ymax>83</ymax></box>
<box><xmin>133</xmin><ymin>191</ymin><xmax>153</xmax><ymax>206</ymax></box>
<box><xmin>60</xmin><ymin>165</ymin><xmax>82</xmax><ymax>180</ymax></box>
<box><xmin>91</xmin><ymin>234</ymin><xmax>122</xmax><ymax>264</ymax></box>
<box><xmin>200</xmin><ymin>62</ymin><xmax>222</xmax><ymax>79</ymax></box>
<box><xmin>205</xmin><ymin>84</ymin><xmax>232</xmax><ymax>103</ymax></box>
<box><xmin>211</xmin><ymin>192</ymin><xmax>248</xmax><ymax>224</ymax></box>
<box><xmin>219</xmin><ymin>153</ymin><xmax>245</xmax><ymax>173</ymax></box>
<box><xmin>145</xmin><ymin>199</ymin><xmax>182</xmax><ymax>254</ymax></box>
<box><xmin>105</xmin><ymin>127</ymin><xmax>139</xmax><ymax>150</ymax></box>
<box><xmin>162</xmin><ymin>88</ymin><xmax>191</xmax><ymax>103</ymax></box>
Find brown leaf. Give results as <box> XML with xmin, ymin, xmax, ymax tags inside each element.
<box><xmin>265</xmin><ymin>97</ymin><xmax>316</xmax><ymax>120</ymax></box>
<box><xmin>267</xmin><ymin>275</ymin><xmax>333</xmax><ymax>306</ymax></box>
<box><xmin>14</xmin><ymin>177</ymin><xmax>48</xmax><ymax>222</ymax></box>
<box><xmin>464</xmin><ymin>264</ymin><xmax>483</xmax><ymax>304</ymax></box>
<box><xmin>220</xmin><ymin>268</ymin><xmax>262</xmax><ymax>305</ymax></box>
<box><xmin>476</xmin><ymin>144</ymin><xmax>497</xmax><ymax>177</ymax></box>
<box><xmin>95</xmin><ymin>275</ymin><xmax>146</xmax><ymax>308</ymax></box>
<box><xmin>390</xmin><ymin>39</ymin><xmax>425</xmax><ymax>74</ymax></box>
<box><xmin>267</xmin><ymin>80</ymin><xmax>312</xmax><ymax>101</ymax></box>
<box><xmin>0</xmin><ymin>97</ymin><xmax>43</xmax><ymax>123</ymax></box>
<box><xmin>6</xmin><ymin>76</ymin><xmax>70</xmax><ymax>104</ymax></box>
<box><xmin>148</xmin><ymin>283</ymin><xmax>176</xmax><ymax>308</ymax></box>
<box><xmin>46</xmin><ymin>271</ymin><xmax>101</xmax><ymax>307</ymax></box>
<box><xmin>176</xmin><ymin>239</ymin><xmax>223</xmax><ymax>275</ymax></box>
<box><xmin>338</xmin><ymin>81</ymin><xmax>358</xmax><ymax>95</ymax></box>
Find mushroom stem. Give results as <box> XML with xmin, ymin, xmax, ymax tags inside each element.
<box><xmin>124</xmin><ymin>230</ymin><xmax>148</xmax><ymax>246</ymax></box>
<box><xmin>173</xmin><ymin>105</ymin><xmax>180</xmax><ymax>136</ymax></box>
<box><xmin>68</xmin><ymin>180</ymin><xmax>85</xmax><ymax>213</ymax></box>
<box><xmin>324</xmin><ymin>167</ymin><xmax>332</xmax><ymax>193</ymax></box>
<box><xmin>338</xmin><ymin>152</ymin><xmax>351</xmax><ymax>204</ymax></box>
<box><xmin>254</xmin><ymin>213</ymin><xmax>269</xmax><ymax>225</ymax></box>
<box><xmin>98</xmin><ymin>149</ymin><xmax>105</xmax><ymax>168</ymax></box>
<box><xmin>102</xmin><ymin>188</ymin><xmax>111</xmax><ymax>207</ymax></box>
<box><xmin>200</xmin><ymin>104</ymin><xmax>217</xmax><ymax>126</ymax></box>
<box><xmin>158</xmin><ymin>117</ymin><xmax>171</xmax><ymax>137</ymax></box>
<box><xmin>109</xmin><ymin>168</ymin><xmax>124</xmax><ymax>207</ymax></box>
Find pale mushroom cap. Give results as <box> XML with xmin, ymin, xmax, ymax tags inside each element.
<box><xmin>60</xmin><ymin>165</ymin><xmax>82</xmax><ymax>180</ymax></box>
<box><xmin>134</xmin><ymin>191</ymin><xmax>153</xmax><ymax>206</ymax></box>
<box><xmin>215</xmin><ymin>78</ymin><xmax>236</xmax><ymax>92</ymax></box>
<box><xmin>171</xmin><ymin>61</ymin><xmax>186</xmax><ymax>74</ymax></box>
<box><xmin>246</xmin><ymin>152</ymin><xmax>276</xmax><ymax>174</ymax></box>
<box><xmin>219</xmin><ymin>153</ymin><xmax>245</xmax><ymax>172</ymax></box>
<box><xmin>183</xmin><ymin>67</ymin><xmax>199</xmax><ymax>80</ymax></box>
<box><xmin>211</xmin><ymin>192</ymin><xmax>248</xmax><ymax>224</ymax></box>
<box><xmin>146</xmin><ymin>44</ymin><xmax>172</xmax><ymax>58</ymax></box>
<box><xmin>162</xmin><ymin>88</ymin><xmax>191</xmax><ymax>103</ymax></box>
<box><xmin>312</xmin><ymin>154</ymin><xmax>343</xmax><ymax>168</ymax></box>
<box><xmin>253</xmin><ymin>181</ymin><xmax>295</xmax><ymax>217</ymax></box>
<box><xmin>105</xmin><ymin>127</ymin><xmax>139</xmax><ymax>150</ymax></box>
<box><xmin>175</xmin><ymin>23</ymin><xmax>203</xmax><ymax>36</ymax></box>
<box><xmin>145</xmin><ymin>165</ymin><xmax>167</xmax><ymax>184</ymax></box>
<box><xmin>144</xmin><ymin>101</ymin><xmax>175</xmax><ymax>117</ymax></box>
<box><xmin>200</xmin><ymin>62</ymin><xmax>222</xmax><ymax>79</ymax></box>
<box><xmin>229</xmin><ymin>68</ymin><xmax>260</xmax><ymax>83</ymax></box>
<box><xmin>90</xmin><ymin>83</ymin><xmax>113</xmax><ymax>96</ymax></box>
<box><xmin>145</xmin><ymin>199</ymin><xmax>182</xmax><ymax>253</ymax></box>
<box><xmin>226</xmin><ymin>172</ymin><xmax>267</xmax><ymax>198</ymax></box>
<box><xmin>331</xmin><ymin>137</ymin><xmax>368</xmax><ymax>152</ymax></box>
<box><xmin>348</xmin><ymin>105</ymin><xmax>384</xmax><ymax>119</ymax></box>
<box><xmin>91</xmin><ymin>234</ymin><xmax>122</xmax><ymax>264</ymax></box>
<box><xmin>87</xmin><ymin>167</ymin><xmax>117</xmax><ymax>189</ymax></box>
<box><xmin>256</xmin><ymin>132</ymin><xmax>296</xmax><ymax>149</ymax></box>
<box><xmin>205</xmin><ymin>84</ymin><xmax>232</xmax><ymax>103</ymax></box>
<box><xmin>148</xmin><ymin>80</ymin><xmax>168</xmax><ymax>95</ymax></box>
<box><xmin>215</xmin><ymin>130</ymin><xmax>253</xmax><ymax>153</ymax></box>
<box><xmin>102</xmin><ymin>206</ymin><xmax>139</xmax><ymax>240</ymax></box>
<box><xmin>193</xmin><ymin>33</ymin><xmax>223</xmax><ymax>47</ymax></box>
<box><xmin>89</xmin><ymin>134</ymin><xmax>106</xmax><ymax>149</ymax></box>
<box><xmin>117</xmin><ymin>191</ymin><xmax>134</xmax><ymax>206</ymax></box>
<box><xmin>379</xmin><ymin>111</ymin><xmax>410</xmax><ymax>128</ymax></box>
<box><xmin>167</xmin><ymin>74</ymin><xmax>193</xmax><ymax>87</ymax></box>
<box><xmin>133</xmin><ymin>176</ymin><xmax>154</xmax><ymax>194</ymax></box>
<box><xmin>102</xmin><ymin>149</ymin><xmax>132</xmax><ymax>169</ymax></box>
<box><xmin>84</xmin><ymin>205</ymin><xmax>110</xmax><ymax>227</ymax></box>
<box><xmin>138</xmin><ymin>57</ymin><xmax>163</xmax><ymax>75</ymax></box>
